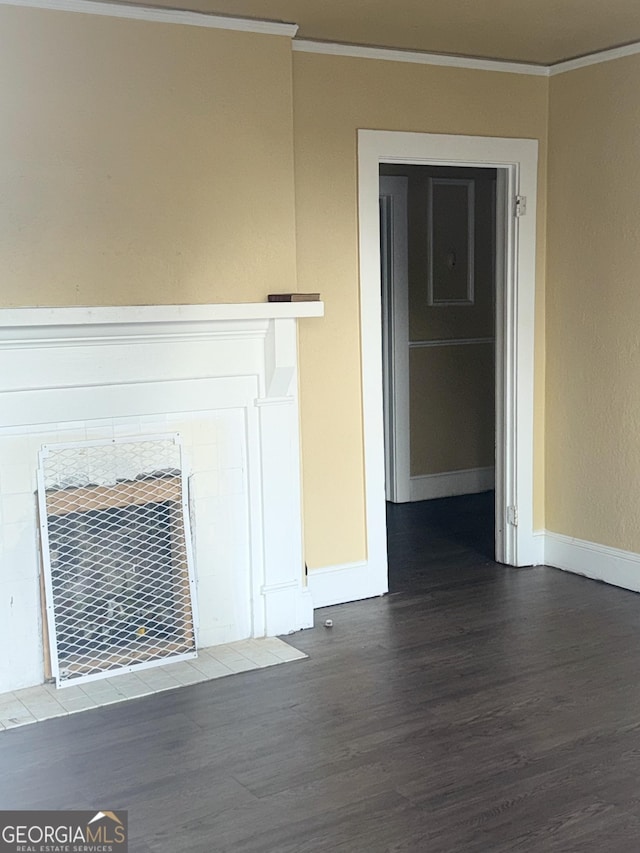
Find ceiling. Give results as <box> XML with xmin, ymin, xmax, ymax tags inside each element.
<box><xmin>108</xmin><ymin>0</ymin><xmax>640</xmax><ymax>65</ymax></box>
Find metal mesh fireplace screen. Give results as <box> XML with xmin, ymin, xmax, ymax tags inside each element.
<box><xmin>37</xmin><ymin>436</ymin><xmax>197</xmax><ymax>687</ymax></box>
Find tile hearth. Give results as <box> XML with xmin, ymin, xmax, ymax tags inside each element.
<box><xmin>0</xmin><ymin>638</ymin><xmax>307</xmax><ymax>730</ymax></box>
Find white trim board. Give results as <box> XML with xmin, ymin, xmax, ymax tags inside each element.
<box><xmin>358</xmin><ymin>131</ymin><xmax>538</xmax><ymax>595</ymax></box>
<box><xmin>544</xmin><ymin>532</ymin><xmax>640</xmax><ymax>594</ymax></box>
<box><xmin>307</xmin><ymin>532</ymin><xmax>640</xmax><ymax>615</ymax></box>
<box><xmin>306</xmin><ymin>562</ymin><xmax>378</xmax><ymax>609</ymax></box>
<box><xmin>549</xmin><ymin>41</ymin><xmax>640</xmax><ymax>76</ymax></box>
<box><xmin>293</xmin><ymin>39</ymin><xmax>548</xmax><ymax>77</ymax></box>
<box><xmin>294</xmin><ymin>38</ymin><xmax>640</xmax><ymax>78</ymax></box>
<box><xmin>0</xmin><ymin>0</ymin><xmax>299</xmax><ymax>37</ymax></box>
<box><xmin>410</xmin><ymin>467</ymin><xmax>495</xmax><ymax>502</ymax></box>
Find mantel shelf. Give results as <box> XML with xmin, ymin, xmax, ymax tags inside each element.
<box><xmin>0</xmin><ymin>302</ymin><xmax>324</xmax><ymax>331</ymax></box>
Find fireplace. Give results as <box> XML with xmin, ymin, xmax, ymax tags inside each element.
<box><xmin>38</xmin><ymin>437</ymin><xmax>197</xmax><ymax>687</ymax></box>
<box><xmin>0</xmin><ymin>303</ymin><xmax>323</xmax><ymax>694</ymax></box>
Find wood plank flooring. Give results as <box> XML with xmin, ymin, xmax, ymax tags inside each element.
<box><xmin>3</xmin><ymin>493</ymin><xmax>640</xmax><ymax>851</ymax></box>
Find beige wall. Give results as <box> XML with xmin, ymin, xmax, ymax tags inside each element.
<box><xmin>293</xmin><ymin>52</ymin><xmax>548</xmax><ymax>567</ymax></box>
<box><xmin>410</xmin><ymin>344</ymin><xmax>495</xmax><ymax>473</ymax></box>
<box><xmin>546</xmin><ymin>55</ymin><xmax>640</xmax><ymax>551</ymax></box>
<box><xmin>0</xmin><ymin>5</ymin><xmax>297</xmax><ymax>305</ymax></box>
<box><xmin>0</xmin><ymin>5</ymin><xmax>548</xmax><ymax>571</ymax></box>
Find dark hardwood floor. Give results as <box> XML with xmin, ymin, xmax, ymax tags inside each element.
<box><xmin>4</xmin><ymin>495</ymin><xmax>640</xmax><ymax>851</ymax></box>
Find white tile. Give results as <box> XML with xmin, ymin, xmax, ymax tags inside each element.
<box><xmin>0</xmin><ymin>463</ymin><xmax>35</xmax><ymax>495</ymax></box>
<box><xmin>219</xmin><ymin>468</ymin><xmax>245</xmax><ymax>497</ymax></box>
<box><xmin>0</xmin><ymin>697</ymin><xmax>37</xmax><ymax>728</ymax></box>
<box><xmin>0</xmin><ymin>693</ymin><xmax>28</xmax><ymax>713</ymax></box>
<box><xmin>1</xmin><ymin>493</ymin><xmax>36</xmax><ymax>526</ymax></box>
<box><xmin>190</xmin><ymin>657</ymin><xmax>234</xmax><ymax>679</ymax></box>
<box><xmin>53</xmin><ymin>690</ymin><xmax>98</xmax><ymax>713</ymax></box>
<box><xmin>192</xmin><ymin>419</ymin><xmax>219</xmax><ymax>447</ymax></box>
<box><xmin>231</xmin><ymin>642</ymin><xmax>284</xmax><ymax>668</ymax></box>
<box><xmin>44</xmin><ymin>684</ymin><xmax>88</xmax><ymax>702</ymax></box>
<box><xmin>1</xmin><ymin>523</ymin><xmax>39</xmax><ymax>582</ymax></box>
<box><xmin>18</xmin><ymin>687</ymin><xmax>67</xmax><ymax>721</ymax></box>
<box><xmin>199</xmin><ymin>643</ymin><xmax>244</xmax><ymax>660</ymax></box>
<box><xmin>164</xmin><ymin>662</ymin><xmax>208</xmax><ymax>686</ymax></box>
<box><xmin>85</xmin><ymin>425</ymin><xmax>114</xmax><ymax>441</ymax></box>
<box><xmin>212</xmin><ymin>655</ymin><xmax>257</xmax><ymax>674</ymax></box>
<box><xmin>0</xmin><ymin>632</ymin><xmax>304</xmax><ymax>729</ymax></box>
<box><xmin>135</xmin><ymin>668</ymin><xmax>183</xmax><ymax>691</ymax></box>
<box><xmin>189</xmin><ymin>472</ymin><xmax>219</xmax><ymax>500</ymax></box>
<box><xmin>114</xmin><ymin>422</ymin><xmax>141</xmax><ymax>437</ymax></box>
<box><xmin>256</xmin><ymin>638</ymin><xmax>308</xmax><ymax>662</ymax></box>
<box><xmin>218</xmin><ymin>427</ymin><xmax>244</xmax><ymax>469</ymax></box>
<box><xmin>3</xmin><ymin>714</ymin><xmax>38</xmax><ymax>729</ymax></box>
<box><xmin>191</xmin><ymin>444</ymin><xmax>219</xmax><ymax>473</ymax></box>
<box><xmin>110</xmin><ymin>674</ymin><xmax>154</xmax><ymax>700</ymax></box>
<box><xmin>79</xmin><ymin>680</ymin><xmax>125</xmax><ymax>704</ymax></box>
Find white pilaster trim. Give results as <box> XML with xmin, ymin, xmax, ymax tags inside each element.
<box><xmin>293</xmin><ymin>39</ymin><xmax>549</xmax><ymax>76</ymax></box>
<box><xmin>0</xmin><ymin>0</ymin><xmax>298</xmax><ymax>36</ymax></box>
<box><xmin>544</xmin><ymin>531</ymin><xmax>640</xmax><ymax>593</ymax></box>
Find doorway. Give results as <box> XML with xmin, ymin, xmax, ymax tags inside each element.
<box><xmin>357</xmin><ymin>130</ymin><xmax>538</xmax><ymax>599</ymax></box>
<box><xmin>380</xmin><ymin>164</ymin><xmax>497</xmax><ymax>584</ymax></box>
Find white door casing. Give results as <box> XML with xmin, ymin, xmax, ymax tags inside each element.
<box><xmin>379</xmin><ymin>176</ymin><xmax>410</xmax><ymax>503</ymax></box>
<box><xmin>359</xmin><ymin>130</ymin><xmax>538</xmax><ymax>587</ymax></box>
<box><xmin>379</xmin><ymin>166</ymin><xmax>504</xmax><ymax>555</ymax></box>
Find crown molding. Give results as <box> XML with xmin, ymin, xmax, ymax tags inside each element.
<box><xmin>293</xmin><ymin>39</ymin><xmax>550</xmax><ymax>77</ymax></box>
<box><xmin>4</xmin><ymin>0</ymin><xmax>640</xmax><ymax>76</ymax></box>
<box><xmin>293</xmin><ymin>37</ymin><xmax>640</xmax><ymax>78</ymax></box>
<box><xmin>549</xmin><ymin>40</ymin><xmax>640</xmax><ymax>76</ymax></box>
<box><xmin>0</xmin><ymin>0</ymin><xmax>299</xmax><ymax>37</ymax></box>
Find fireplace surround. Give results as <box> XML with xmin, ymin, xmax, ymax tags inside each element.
<box><xmin>0</xmin><ymin>302</ymin><xmax>323</xmax><ymax>694</ymax></box>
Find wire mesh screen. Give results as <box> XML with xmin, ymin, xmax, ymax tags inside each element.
<box><xmin>37</xmin><ymin>436</ymin><xmax>197</xmax><ymax>687</ymax></box>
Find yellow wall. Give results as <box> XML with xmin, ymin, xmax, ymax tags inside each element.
<box><xmin>546</xmin><ymin>55</ymin><xmax>640</xmax><ymax>551</ymax></box>
<box><xmin>0</xmin><ymin>4</ymin><xmax>548</xmax><ymax>570</ymax></box>
<box><xmin>293</xmin><ymin>52</ymin><xmax>548</xmax><ymax>567</ymax></box>
<box><xmin>0</xmin><ymin>5</ymin><xmax>297</xmax><ymax>305</ymax></box>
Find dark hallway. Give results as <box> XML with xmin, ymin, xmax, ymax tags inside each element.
<box><xmin>387</xmin><ymin>491</ymin><xmax>495</xmax><ymax>593</ymax></box>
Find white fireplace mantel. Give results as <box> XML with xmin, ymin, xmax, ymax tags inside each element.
<box><xmin>0</xmin><ymin>302</ymin><xmax>324</xmax><ymax>693</ymax></box>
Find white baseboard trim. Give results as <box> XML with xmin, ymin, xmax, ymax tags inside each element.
<box><xmin>410</xmin><ymin>466</ymin><xmax>495</xmax><ymax>501</ymax></box>
<box><xmin>307</xmin><ymin>560</ymin><xmax>387</xmax><ymax>609</ymax></box>
<box><xmin>531</xmin><ymin>530</ymin><xmax>546</xmax><ymax>566</ymax></box>
<box><xmin>307</xmin><ymin>532</ymin><xmax>640</xmax><ymax>612</ymax></box>
<box><xmin>544</xmin><ymin>531</ymin><xmax>640</xmax><ymax>594</ymax></box>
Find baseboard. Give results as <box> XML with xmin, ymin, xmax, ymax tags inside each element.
<box><xmin>307</xmin><ymin>532</ymin><xmax>640</xmax><ymax>610</ymax></box>
<box><xmin>410</xmin><ymin>466</ymin><xmax>495</xmax><ymax>501</ymax></box>
<box><xmin>531</xmin><ymin>530</ymin><xmax>546</xmax><ymax>566</ymax></box>
<box><xmin>544</xmin><ymin>531</ymin><xmax>640</xmax><ymax>594</ymax></box>
<box><xmin>306</xmin><ymin>560</ymin><xmax>387</xmax><ymax>608</ymax></box>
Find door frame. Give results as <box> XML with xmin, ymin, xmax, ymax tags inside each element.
<box><xmin>358</xmin><ymin>130</ymin><xmax>538</xmax><ymax>589</ymax></box>
<box><xmin>379</xmin><ymin>175</ymin><xmax>410</xmax><ymax>504</ymax></box>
